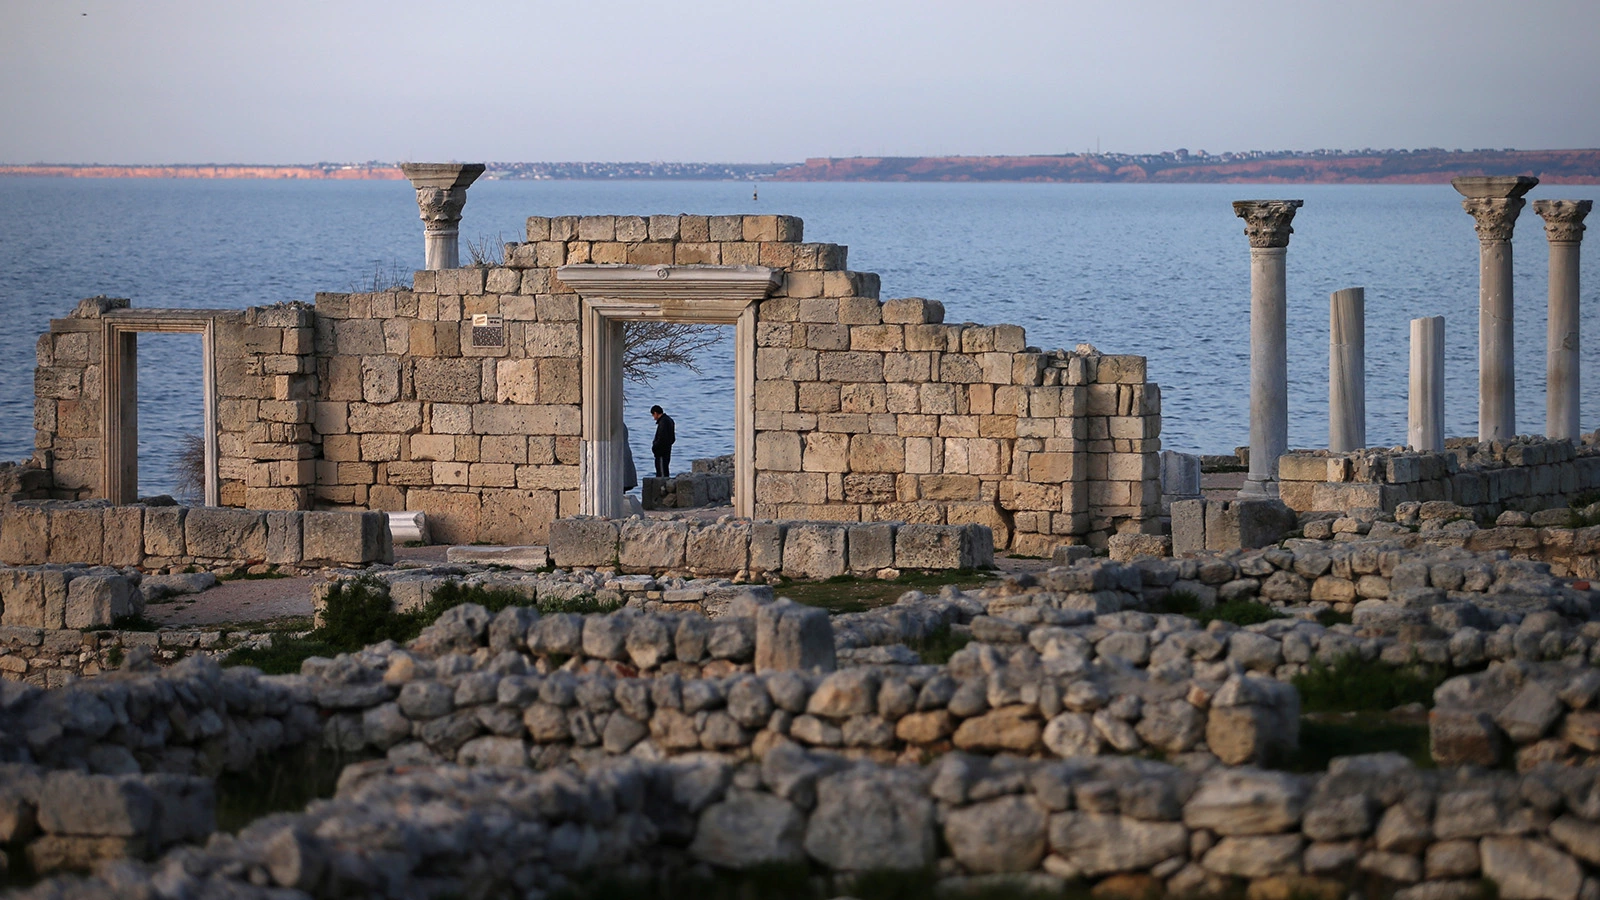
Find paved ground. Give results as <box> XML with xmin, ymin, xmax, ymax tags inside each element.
<box><xmin>143</xmin><ymin>545</ymin><xmax>447</xmax><ymax>629</ymax></box>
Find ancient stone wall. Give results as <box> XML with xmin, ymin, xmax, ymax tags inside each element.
<box><xmin>1277</xmin><ymin>434</ymin><xmax>1600</xmax><ymax>518</ymax></box>
<box><xmin>0</xmin><ymin>503</ymin><xmax>391</xmax><ymax>570</ymax></box>
<box><xmin>29</xmin><ymin>215</ymin><xmax>1162</xmax><ymax>550</ymax></box>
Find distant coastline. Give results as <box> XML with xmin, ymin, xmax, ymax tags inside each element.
<box><xmin>4</xmin><ymin>149</ymin><xmax>1598</xmax><ymax>184</ymax></box>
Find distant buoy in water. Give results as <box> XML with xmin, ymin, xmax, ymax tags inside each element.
<box><xmin>752</xmin><ymin>188</ymin><xmax>758</xmax><ymax>201</ymax></box>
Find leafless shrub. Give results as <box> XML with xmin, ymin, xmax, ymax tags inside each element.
<box><xmin>172</xmin><ymin>432</ymin><xmax>206</xmax><ymax>503</ymax></box>
<box><xmin>352</xmin><ymin>261</ymin><xmax>413</xmax><ymax>292</ymax></box>
<box><xmin>465</xmin><ymin>233</ymin><xmax>505</xmax><ymax>267</ymax></box>
<box><xmin>621</xmin><ymin>322</ymin><xmax>725</xmax><ymax>384</ymax></box>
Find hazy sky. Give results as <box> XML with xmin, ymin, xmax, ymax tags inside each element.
<box><xmin>3</xmin><ymin>0</ymin><xmax>1598</xmax><ymax>164</ymax></box>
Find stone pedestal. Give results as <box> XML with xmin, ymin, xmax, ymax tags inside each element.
<box><xmin>1409</xmin><ymin>316</ymin><xmax>1445</xmax><ymax>452</ymax></box>
<box><xmin>1329</xmin><ymin>287</ymin><xmax>1366</xmax><ymax>452</ymax></box>
<box><xmin>1534</xmin><ymin>199</ymin><xmax>1591</xmax><ymax>441</ymax></box>
<box><xmin>1233</xmin><ymin>200</ymin><xmax>1304</xmax><ymax>498</ymax></box>
<box><xmin>400</xmin><ymin>163</ymin><xmax>486</xmax><ymax>270</ymax></box>
<box><xmin>1453</xmin><ymin>176</ymin><xmax>1538</xmax><ymax>442</ymax></box>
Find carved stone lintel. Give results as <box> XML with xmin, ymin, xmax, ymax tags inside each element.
<box><xmin>1533</xmin><ymin>199</ymin><xmax>1593</xmax><ymax>243</ymax></box>
<box><xmin>1232</xmin><ymin>200</ymin><xmax>1304</xmax><ymax>249</ymax></box>
<box><xmin>416</xmin><ymin>186</ymin><xmax>469</xmax><ymax>232</ymax></box>
<box><xmin>1461</xmin><ymin>197</ymin><xmax>1526</xmax><ymax>242</ymax></box>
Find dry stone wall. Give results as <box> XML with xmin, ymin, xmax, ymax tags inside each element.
<box><xmin>29</xmin><ymin>215</ymin><xmax>1161</xmax><ymax>552</ymax></box>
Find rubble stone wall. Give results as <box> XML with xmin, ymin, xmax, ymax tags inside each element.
<box><xmin>0</xmin><ymin>502</ymin><xmax>392</xmax><ymax>569</ymax></box>
<box><xmin>1278</xmin><ymin>434</ymin><xmax>1600</xmax><ymax>518</ymax></box>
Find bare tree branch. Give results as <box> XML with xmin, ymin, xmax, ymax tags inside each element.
<box><xmin>621</xmin><ymin>321</ymin><xmax>724</xmax><ymax>384</ymax></box>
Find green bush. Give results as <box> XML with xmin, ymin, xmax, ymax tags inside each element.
<box><xmin>1153</xmin><ymin>590</ymin><xmax>1284</xmax><ymax>627</ymax></box>
<box><xmin>908</xmin><ymin>624</ymin><xmax>970</xmax><ymax>665</ymax></box>
<box><xmin>1293</xmin><ymin>653</ymin><xmax>1446</xmax><ymax>713</ymax></box>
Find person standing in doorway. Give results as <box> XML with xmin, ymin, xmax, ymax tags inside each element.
<box><xmin>650</xmin><ymin>405</ymin><xmax>676</xmax><ymax>477</ymax></box>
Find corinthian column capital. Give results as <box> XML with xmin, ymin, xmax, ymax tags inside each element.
<box><xmin>400</xmin><ymin>162</ymin><xmax>485</xmax><ymax>231</ymax></box>
<box><xmin>1453</xmin><ymin>175</ymin><xmax>1538</xmax><ymax>242</ymax></box>
<box><xmin>1232</xmin><ymin>200</ymin><xmax>1304</xmax><ymax>249</ymax></box>
<box><xmin>415</xmin><ymin>186</ymin><xmax>470</xmax><ymax>232</ymax></box>
<box><xmin>1533</xmin><ymin>199</ymin><xmax>1593</xmax><ymax>243</ymax></box>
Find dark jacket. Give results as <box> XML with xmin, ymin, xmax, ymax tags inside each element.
<box><xmin>652</xmin><ymin>414</ymin><xmax>676</xmax><ymax>453</ymax></box>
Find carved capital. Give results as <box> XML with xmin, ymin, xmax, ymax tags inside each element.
<box><xmin>1461</xmin><ymin>197</ymin><xmax>1525</xmax><ymax>242</ymax></box>
<box><xmin>415</xmin><ymin>186</ymin><xmax>468</xmax><ymax>231</ymax></box>
<box><xmin>1534</xmin><ymin>199</ymin><xmax>1593</xmax><ymax>243</ymax></box>
<box><xmin>1232</xmin><ymin>200</ymin><xmax>1304</xmax><ymax>249</ymax></box>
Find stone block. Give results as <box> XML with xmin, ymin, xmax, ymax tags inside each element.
<box><xmin>0</xmin><ymin>568</ymin><xmax>47</xmax><ymax>627</ymax></box>
<box><xmin>616</xmin><ymin>519</ymin><xmax>687</xmax><ymax>572</ymax></box>
<box><xmin>184</xmin><ymin>508</ymin><xmax>268</xmax><ymax>561</ymax></box>
<box><xmin>1171</xmin><ymin>498</ymin><xmax>1206</xmax><ymax>557</ymax></box>
<box><xmin>0</xmin><ymin>505</ymin><xmax>49</xmax><ymax>565</ymax></box>
<box><xmin>264</xmin><ymin>511</ymin><xmax>304</xmax><ymax>566</ymax></box>
<box><xmin>64</xmin><ymin>575</ymin><xmax>133</xmax><ymax>628</ymax></box>
<box><xmin>755</xmin><ymin>598</ymin><xmax>835</xmax><ymax>673</ymax></box>
<box><xmin>846</xmin><ymin>522</ymin><xmax>897</xmax><ymax>571</ymax></box>
<box><xmin>782</xmin><ymin>523</ymin><xmax>847</xmax><ymax>579</ymax></box>
<box><xmin>749</xmin><ymin>522</ymin><xmax>785</xmax><ymax>573</ymax></box>
<box><xmin>1205</xmin><ymin>499</ymin><xmax>1297</xmax><ymax>552</ymax></box>
<box><xmin>686</xmin><ymin>522</ymin><xmax>750</xmax><ymax>573</ymax></box>
<box><xmin>478</xmin><ymin>489</ymin><xmax>558</xmax><ymax>544</ymax></box>
<box><xmin>141</xmin><ymin>506</ymin><xmax>186</xmax><ymax>558</ymax></box>
<box><xmin>303</xmin><ymin>510</ymin><xmax>391</xmax><ymax>565</ymax></box>
<box><xmin>547</xmin><ymin>518</ymin><xmax>618</xmax><ymax>568</ymax></box>
<box><xmin>100</xmin><ymin>506</ymin><xmax>143</xmax><ymax>567</ymax></box>
<box><xmin>48</xmin><ymin>506</ymin><xmax>104</xmax><ymax>565</ymax></box>
<box><xmin>895</xmin><ymin>523</ymin><xmax>983</xmax><ymax>569</ymax></box>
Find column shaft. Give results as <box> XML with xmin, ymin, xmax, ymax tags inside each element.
<box><xmin>1248</xmin><ymin>247</ymin><xmax>1289</xmax><ymax>491</ymax></box>
<box><xmin>1478</xmin><ymin>238</ymin><xmax>1516</xmax><ymax>441</ymax></box>
<box><xmin>424</xmin><ymin>225</ymin><xmax>460</xmax><ymax>271</ymax></box>
<box><xmin>1329</xmin><ymin>287</ymin><xmax>1366</xmax><ymax>452</ymax></box>
<box><xmin>1410</xmin><ymin>316</ymin><xmax>1445</xmax><ymax>452</ymax></box>
<box><xmin>1548</xmin><ymin>240</ymin><xmax>1581</xmax><ymax>440</ymax></box>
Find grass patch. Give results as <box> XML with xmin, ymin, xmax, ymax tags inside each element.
<box><xmin>778</xmin><ymin>569</ymin><xmax>995</xmax><ymax>615</ymax></box>
<box><xmin>102</xmin><ymin>613</ymin><xmax>161</xmax><ymax>632</ymax></box>
<box><xmin>1276</xmin><ymin>711</ymin><xmax>1434</xmax><ymax>772</ymax></box>
<box><xmin>1293</xmin><ymin>653</ymin><xmax>1447</xmax><ymax>713</ymax></box>
<box><xmin>224</xmin><ymin>578</ymin><xmax>619</xmax><ymax>673</ymax></box>
<box><xmin>214</xmin><ymin>742</ymin><xmax>355</xmax><ymax>833</ymax></box>
<box><xmin>1316</xmin><ymin>608</ymin><xmax>1354</xmax><ymax>627</ymax></box>
<box><xmin>1153</xmin><ymin>591</ymin><xmax>1285</xmax><ymax>627</ymax></box>
<box><xmin>907</xmin><ymin>623</ymin><xmax>971</xmax><ymax>665</ymax></box>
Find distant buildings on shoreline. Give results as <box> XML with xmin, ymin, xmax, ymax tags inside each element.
<box><xmin>2</xmin><ymin>148</ymin><xmax>1596</xmax><ymax>184</ymax></box>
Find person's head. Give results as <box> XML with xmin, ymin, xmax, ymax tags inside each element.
<box><xmin>650</xmin><ymin>405</ymin><xmax>663</xmax><ymax>419</ymax></box>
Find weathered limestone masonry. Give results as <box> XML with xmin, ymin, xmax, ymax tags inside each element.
<box><xmin>1276</xmin><ymin>434</ymin><xmax>1600</xmax><ymax>518</ymax></box>
<box><xmin>33</xmin><ymin>297</ymin><xmax>319</xmax><ymax>509</ymax></box>
<box><xmin>29</xmin><ymin>215</ymin><xmax>1162</xmax><ymax>552</ymax></box>
<box><xmin>0</xmin><ymin>502</ymin><xmax>391</xmax><ymax>570</ymax></box>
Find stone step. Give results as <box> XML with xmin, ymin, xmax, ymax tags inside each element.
<box><xmin>444</xmin><ymin>545</ymin><xmax>549</xmax><ymax>569</ymax></box>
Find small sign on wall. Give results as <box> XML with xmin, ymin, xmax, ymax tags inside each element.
<box><xmin>471</xmin><ymin>314</ymin><xmax>506</xmax><ymax>349</ymax></box>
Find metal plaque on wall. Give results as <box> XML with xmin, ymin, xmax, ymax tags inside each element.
<box><xmin>470</xmin><ymin>314</ymin><xmax>506</xmax><ymax>349</ymax></box>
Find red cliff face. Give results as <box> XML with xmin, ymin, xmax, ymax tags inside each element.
<box><xmin>768</xmin><ymin>150</ymin><xmax>1600</xmax><ymax>184</ymax></box>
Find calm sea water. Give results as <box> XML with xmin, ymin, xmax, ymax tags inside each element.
<box><xmin>1</xmin><ymin>177</ymin><xmax>1596</xmax><ymax>497</ymax></box>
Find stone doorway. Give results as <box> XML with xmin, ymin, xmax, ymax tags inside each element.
<box><xmin>100</xmin><ymin>310</ymin><xmax>222</xmax><ymax>506</ymax></box>
<box><xmin>558</xmin><ymin>265</ymin><xmax>780</xmax><ymax>519</ymax></box>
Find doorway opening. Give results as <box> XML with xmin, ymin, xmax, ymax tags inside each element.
<box><xmin>623</xmin><ymin>322</ymin><xmax>735</xmax><ymax>514</ymax></box>
<box><xmin>560</xmin><ymin>264</ymin><xmax>779</xmax><ymax>520</ymax></box>
<box><xmin>100</xmin><ymin>311</ymin><xmax>220</xmax><ymax>506</ymax></box>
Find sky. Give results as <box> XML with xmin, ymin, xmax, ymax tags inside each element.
<box><xmin>2</xmin><ymin>0</ymin><xmax>1598</xmax><ymax>164</ymax></box>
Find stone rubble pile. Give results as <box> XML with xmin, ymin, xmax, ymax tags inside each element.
<box><xmin>18</xmin><ymin>749</ymin><xmax>1600</xmax><ymax>900</ymax></box>
<box><xmin>641</xmin><ymin>472</ymin><xmax>732</xmax><ymax>510</ymax></box>
<box><xmin>1432</xmin><ymin>659</ymin><xmax>1600</xmax><ymax>771</ymax></box>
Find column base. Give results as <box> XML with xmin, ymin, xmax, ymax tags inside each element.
<box><xmin>1239</xmin><ymin>477</ymin><xmax>1279</xmax><ymax>499</ymax></box>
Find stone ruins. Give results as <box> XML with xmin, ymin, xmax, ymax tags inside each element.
<box><xmin>4</xmin><ymin>168</ymin><xmax>1600</xmax><ymax>900</ymax></box>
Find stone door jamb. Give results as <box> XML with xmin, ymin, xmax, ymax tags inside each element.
<box><xmin>557</xmin><ymin>264</ymin><xmax>780</xmax><ymax>519</ymax></box>
<box><xmin>100</xmin><ymin>311</ymin><xmax>221</xmax><ymax>507</ymax></box>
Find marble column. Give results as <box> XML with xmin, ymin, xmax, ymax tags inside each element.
<box><xmin>1329</xmin><ymin>287</ymin><xmax>1366</xmax><ymax>452</ymax></box>
<box><xmin>1452</xmin><ymin>175</ymin><xmax>1538</xmax><ymax>442</ymax></box>
<box><xmin>1409</xmin><ymin>316</ymin><xmax>1445</xmax><ymax>452</ymax></box>
<box><xmin>1533</xmin><ymin>199</ymin><xmax>1592</xmax><ymax>441</ymax></box>
<box><xmin>400</xmin><ymin>163</ymin><xmax>486</xmax><ymax>270</ymax></box>
<box><xmin>1233</xmin><ymin>199</ymin><xmax>1304</xmax><ymax>498</ymax></box>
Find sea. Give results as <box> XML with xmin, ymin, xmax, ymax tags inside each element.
<box><xmin>1</xmin><ymin>177</ymin><xmax>1596</xmax><ymax>498</ymax></box>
